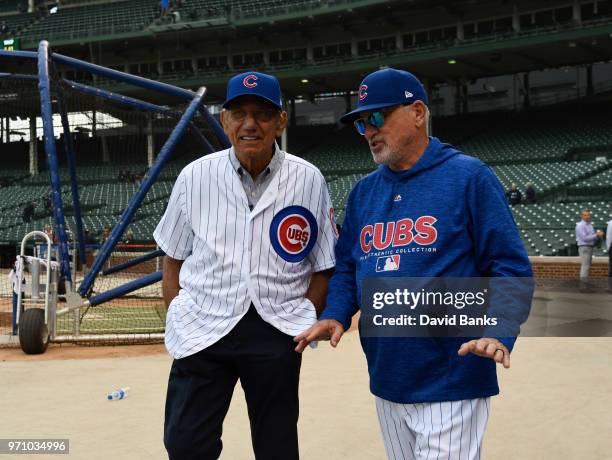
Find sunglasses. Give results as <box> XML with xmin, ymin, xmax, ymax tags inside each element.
<box><xmin>228</xmin><ymin>108</ymin><xmax>278</xmax><ymax>123</ymax></box>
<box><xmin>353</xmin><ymin>104</ymin><xmax>410</xmax><ymax>135</ymax></box>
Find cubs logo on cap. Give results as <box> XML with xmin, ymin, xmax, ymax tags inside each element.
<box><xmin>270</xmin><ymin>206</ymin><xmax>318</xmax><ymax>262</ymax></box>
<box><xmin>358</xmin><ymin>84</ymin><xmax>368</xmax><ymax>101</ymax></box>
<box><xmin>340</xmin><ymin>68</ymin><xmax>429</xmax><ymax>124</ymax></box>
<box><xmin>243</xmin><ymin>74</ymin><xmax>258</xmax><ymax>88</ymax></box>
<box><xmin>223</xmin><ymin>71</ymin><xmax>283</xmax><ymax>110</ymax></box>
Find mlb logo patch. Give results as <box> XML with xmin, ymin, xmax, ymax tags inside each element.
<box><xmin>376</xmin><ymin>255</ymin><xmax>400</xmax><ymax>272</ymax></box>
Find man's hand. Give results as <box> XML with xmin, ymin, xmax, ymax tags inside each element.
<box><xmin>457</xmin><ymin>338</ymin><xmax>511</xmax><ymax>369</ymax></box>
<box><xmin>294</xmin><ymin>320</ymin><xmax>345</xmax><ymax>353</ymax></box>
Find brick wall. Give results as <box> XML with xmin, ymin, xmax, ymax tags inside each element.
<box><xmin>530</xmin><ymin>256</ymin><xmax>609</xmax><ymax>278</ymax></box>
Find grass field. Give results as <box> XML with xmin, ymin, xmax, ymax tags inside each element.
<box><xmin>1</xmin><ymin>267</ymin><xmax>166</xmax><ymax>339</ymax></box>
<box><xmin>1</xmin><ymin>295</ymin><xmax>165</xmax><ymax>339</ymax></box>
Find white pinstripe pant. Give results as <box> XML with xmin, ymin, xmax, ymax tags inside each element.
<box><xmin>375</xmin><ymin>396</ymin><xmax>490</xmax><ymax>460</ymax></box>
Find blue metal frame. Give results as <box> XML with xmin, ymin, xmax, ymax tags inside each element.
<box><xmin>52</xmin><ymin>53</ymin><xmax>196</xmax><ymax>101</ymax></box>
<box><xmin>64</xmin><ymin>79</ymin><xmax>173</xmax><ymax>114</ymax></box>
<box><xmin>53</xmin><ymin>75</ymin><xmax>87</xmax><ymax>265</ymax></box>
<box><xmin>37</xmin><ymin>41</ymin><xmax>72</xmax><ymax>283</ymax></box>
<box><xmin>3</xmin><ymin>44</ymin><xmax>232</xmax><ymax>307</ymax></box>
<box><xmin>0</xmin><ymin>50</ymin><xmax>37</xmax><ymax>59</ymax></box>
<box><xmin>78</xmin><ymin>87</ymin><xmax>210</xmax><ymax>296</ymax></box>
<box><xmin>88</xmin><ymin>271</ymin><xmax>163</xmax><ymax>306</ymax></box>
<box><xmin>188</xmin><ymin>116</ymin><xmax>216</xmax><ymax>153</ymax></box>
<box><xmin>64</xmin><ymin>79</ymin><xmax>215</xmax><ymax>153</ymax></box>
<box><xmin>0</xmin><ymin>73</ymin><xmax>38</xmax><ymax>80</ymax></box>
<box><xmin>0</xmin><ymin>49</ymin><xmax>195</xmax><ymax>100</ymax></box>
<box><xmin>200</xmin><ymin>107</ymin><xmax>230</xmax><ymax>147</ymax></box>
<box><xmin>102</xmin><ymin>249</ymin><xmax>165</xmax><ymax>276</ymax></box>
<box><xmin>0</xmin><ymin>48</ymin><xmax>227</xmax><ymax>148</ymax></box>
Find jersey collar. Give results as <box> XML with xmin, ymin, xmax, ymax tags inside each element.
<box><xmin>229</xmin><ymin>142</ymin><xmax>285</xmax><ymax>180</ymax></box>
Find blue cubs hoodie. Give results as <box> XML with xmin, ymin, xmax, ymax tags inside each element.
<box><xmin>320</xmin><ymin>136</ymin><xmax>533</xmax><ymax>403</ymax></box>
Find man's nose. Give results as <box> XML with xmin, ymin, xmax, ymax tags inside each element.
<box><xmin>242</xmin><ymin>113</ymin><xmax>258</xmax><ymax>128</ymax></box>
<box><xmin>364</xmin><ymin>123</ymin><xmax>378</xmax><ymax>140</ymax></box>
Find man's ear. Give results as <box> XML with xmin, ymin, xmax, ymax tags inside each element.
<box><xmin>413</xmin><ymin>101</ymin><xmax>427</xmax><ymax>128</ymax></box>
<box><xmin>276</xmin><ymin>111</ymin><xmax>288</xmax><ymax>138</ymax></box>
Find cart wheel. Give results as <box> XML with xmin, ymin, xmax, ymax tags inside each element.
<box><xmin>19</xmin><ymin>308</ymin><xmax>49</xmax><ymax>354</ymax></box>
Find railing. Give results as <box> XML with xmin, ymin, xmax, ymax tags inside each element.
<box><xmin>231</xmin><ymin>0</ymin><xmax>388</xmax><ymax>21</ymax></box>
<box><xmin>21</xmin><ymin>21</ymin><xmax>154</xmax><ymax>47</ymax></box>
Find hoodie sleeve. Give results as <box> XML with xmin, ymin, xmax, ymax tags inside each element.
<box><xmin>319</xmin><ymin>187</ymin><xmax>360</xmax><ymax>331</ymax></box>
<box><xmin>466</xmin><ymin>165</ymin><xmax>534</xmax><ymax>351</ymax></box>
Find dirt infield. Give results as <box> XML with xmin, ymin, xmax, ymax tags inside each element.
<box><xmin>2</xmin><ymin>335</ymin><xmax>612</xmax><ymax>459</ymax></box>
<box><xmin>0</xmin><ymin>343</ymin><xmax>167</xmax><ymax>361</ymax></box>
<box><xmin>2</xmin><ymin>296</ymin><xmax>612</xmax><ymax>459</ymax></box>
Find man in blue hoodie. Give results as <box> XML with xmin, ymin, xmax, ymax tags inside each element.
<box><xmin>295</xmin><ymin>68</ymin><xmax>532</xmax><ymax>459</ymax></box>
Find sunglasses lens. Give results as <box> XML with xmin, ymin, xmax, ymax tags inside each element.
<box><xmin>370</xmin><ymin>111</ymin><xmax>385</xmax><ymax>128</ymax></box>
<box><xmin>354</xmin><ymin>110</ymin><xmax>388</xmax><ymax>135</ymax></box>
<box><xmin>354</xmin><ymin>119</ymin><xmax>366</xmax><ymax>135</ymax></box>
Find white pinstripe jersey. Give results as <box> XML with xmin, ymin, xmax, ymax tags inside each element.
<box><xmin>153</xmin><ymin>146</ymin><xmax>337</xmax><ymax>359</ymax></box>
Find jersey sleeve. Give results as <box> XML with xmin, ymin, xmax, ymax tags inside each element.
<box><xmin>307</xmin><ymin>172</ymin><xmax>337</xmax><ymax>272</ymax></box>
<box><xmin>153</xmin><ymin>171</ymin><xmax>194</xmax><ymax>260</ymax></box>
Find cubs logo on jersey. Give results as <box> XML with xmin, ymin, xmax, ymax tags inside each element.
<box><xmin>270</xmin><ymin>205</ymin><xmax>318</xmax><ymax>262</ymax></box>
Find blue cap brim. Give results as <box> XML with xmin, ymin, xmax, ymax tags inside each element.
<box><xmin>339</xmin><ymin>101</ymin><xmax>400</xmax><ymax>124</ymax></box>
<box><xmin>222</xmin><ymin>92</ymin><xmax>282</xmax><ymax>111</ymax></box>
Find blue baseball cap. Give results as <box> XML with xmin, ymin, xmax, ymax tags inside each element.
<box><xmin>340</xmin><ymin>68</ymin><xmax>428</xmax><ymax>124</ymax></box>
<box><xmin>223</xmin><ymin>71</ymin><xmax>283</xmax><ymax>111</ymax></box>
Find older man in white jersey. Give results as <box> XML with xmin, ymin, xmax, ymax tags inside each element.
<box><xmin>154</xmin><ymin>71</ymin><xmax>337</xmax><ymax>460</ymax></box>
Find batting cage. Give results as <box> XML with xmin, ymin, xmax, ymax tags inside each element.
<box><xmin>0</xmin><ymin>41</ymin><xmax>229</xmax><ymax>353</ymax></box>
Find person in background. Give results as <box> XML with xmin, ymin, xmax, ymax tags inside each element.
<box><xmin>43</xmin><ymin>223</ymin><xmax>57</xmax><ymax>243</ymax></box>
<box><xmin>22</xmin><ymin>202</ymin><xmax>35</xmax><ymax>223</ymax></box>
<box><xmin>100</xmin><ymin>226</ymin><xmax>111</xmax><ymax>245</ymax></box>
<box><xmin>575</xmin><ymin>209</ymin><xmax>604</xmax><ymax>292</ymax></box>
<box><xmin>507</xmin><ymin>182</ymin><xmax>522</xmax><ymax>206</ymax></box>
<box><xmin>123</xmin><ymin>229</ymin><xmax>135</xmax><ymax>244</ymax></box>
<box><xmin>84</xmin><ymin>229</ymin><xmax>96</xmax><ymax>245</ymax></box>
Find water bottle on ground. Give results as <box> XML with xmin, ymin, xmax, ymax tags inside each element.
<box><xmin>107</xmin><ymin>386</ymin><xmax>130</xmax><ymax>401</ymax></box>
